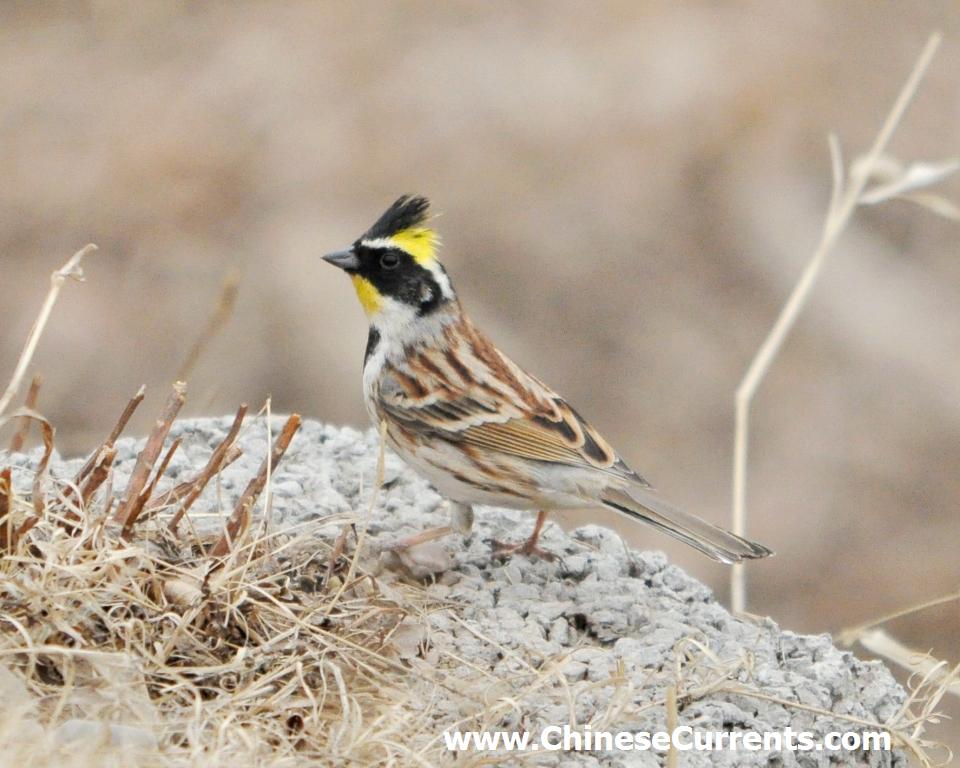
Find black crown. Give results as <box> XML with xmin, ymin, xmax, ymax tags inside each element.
<box><xmin>364</xmin><ymin>195</ymin><xmax>431</xmax><ymax>240</ymax></box>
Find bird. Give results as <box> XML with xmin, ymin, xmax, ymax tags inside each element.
<box><xmin>322</xmin><ymin>195</ymin><xmax>772</xmax><ymax>564</ymax></box>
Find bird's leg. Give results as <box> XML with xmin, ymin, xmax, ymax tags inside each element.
<box><xmin>494</xmin><ymin>510</ymin><xmax>555</xmax><ymax>561</ymax></box>
<box><xmin>449</xmin><ymin>501</ymin><xmax>474</xmax><ymax>536</ymax></box>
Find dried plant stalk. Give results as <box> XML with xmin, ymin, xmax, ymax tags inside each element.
<box><xmin>30</xmin><ymin>416</ymin><xmax>55</xmax><ymax>519</ymax></box>
<box><xmin>7</xmin><ymin>375</ymin><xmax>42</xmax><ymax>452</ymax></box>
<box><xmin>160</xmin><ymin>445</ymin><xmax>242</xmax><ymax>518</ymax></box>
<box><xmin>164</xmin><ymin>403</ymin><xmax>247</xmax><ymax>533</ymax></box>
<box><xmin>59</xmin><ymin>383</ymin><xmax>144</xmax><ymax>526</ymax></box>
<box><xmin>856</xmin><ymin>629</ymin><xmax>960</xmax><ymax>700</ymax></box>
<box><xmin>104</xmin><ymin>385</ymin><xmax>147</xmax><ymax>446</ymax></box>
<box><xmin>0</xmin><ymin>244</ymin><xmax>96</xmax><ymax>419</ymax></box>
<box><xmin>839</xmin><ymin>589</ymin><xmax>960</xmax><ymax>648</ymax></box>
<box><xmin>210</xmin><ymin>413</ymin><xmax>301</xmax><ymax>557</ymax></box>
<box><xmin>176</xmin><ymin>268</ymin><xmax>240</xmax><ymax>382</ymax></box>
<box><xmin>79</xmin><ymin>446</ymin><xmax>117</xmax><ymax>509</ymax></box>
<box><xmin>71</xmin><ymin>385</ymin><xmax>146</xmax><ymax>495</ymax></box>
<box><xmin>121</xmin><ymin>438</ymin><xmax>182</xmax><ymax>535</ymax></box>
<box><xmin>730</xmin><ymin>33</ymin><xmax>943</xmax><ymax>612</ymax></box>
<box><xmin>0</xmin><ymin>467</ymin><xmax>13</xmax><ymax>553</ymax></box>
<box><xmin>113</xmin><ymin>382</ymin><xmax>186</xmax><ymax>530</ymax></box>
<box><xmin>665</xmin><ymin>685</ymin><xmax>678</xmax><ymax>768</ymax></box>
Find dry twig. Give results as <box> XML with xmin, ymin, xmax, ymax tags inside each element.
<box><xmin>210</xmin><ymin>413</ymin><xmax>301</xmax><ymax>557</ymax></box>
<box><xmin>124</xmin><ymin>437</ymin><xmax>182</xmax><ymax>532</ymax></box>
<box><xmin>176</xmin><ymin>268</ymin><xmax>241</xmax><ymax>382</ymax></box>
<box><xmin>7</xmin><ymin>375</ymin><xmax>42</xmax><ymax>452</ymax></box>
<box><xmin>70</xmin><ymin>385</ymin><xmax>146</xmax><ymax>495</ymax></box>
<box><xmin>164</xmin><ymin>403</ymin><xmax>248</xmax><ymax>533</ymax></box>
<box><xmin>79</xmin><ymin>446</ymin><xmax>117</xmax><ymax>510</ymax></box>
<box><xmin>30</xmin><ymin>416</ymin><xmax>54</xmax><ymax>519</ymax></box>
<box><xmin>730</xmin><ymin>34</ymin><xmax>947</xmax><ymax>612</ymax></box>
<box><xmin>113</xmin><ymin>382</ymin><xmax>186</xmax><ymax>531</ymax></box>
<box><xmin>0</xmin><ymin>467</ymin><xmax>13</xmax><ymax>553</ymax></box>
<box><xmin>0</xmin><ymin>244</ymin><xmax>97</xmax><ymax>419</ymax></box>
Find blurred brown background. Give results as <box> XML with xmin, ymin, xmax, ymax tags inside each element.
<box><xmin>1</xmin><ymin>0</ymin><xmax>958</xmax><ymax>746</ymax></box>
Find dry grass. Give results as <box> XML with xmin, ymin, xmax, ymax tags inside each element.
<box><xmin>0</xmin><ymin>266</ymin><xmax>460</xmax><ymax>764</ymax></box>
<box><xmin>0</xmin><ymin>244</ymin><xmax>475</xmax><ymax>766</ymax></box>
<box><xmin>0</xmin><ymin>381</ymin><xmax>954</xmax><ymax>766</ymax></box>
<box><xmin>716</xmin><ymin>29</ymin><xmax>960</xmax><ymax>757</ymax></box>
<box><xmin>0</xmin><ymin>384</ymin><xmax>455</xmax><ymax>766</ymax></box>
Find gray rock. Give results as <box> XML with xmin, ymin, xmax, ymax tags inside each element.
<box><xmin>3</xmin><ymin>418</ymin><xmax>909</xmax><ymax>767</ymax></box>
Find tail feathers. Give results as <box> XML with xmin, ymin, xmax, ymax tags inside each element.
<box><xmin>601</xmin><ymin>486</ymin><xmax>772</xmax><ymax>565</ymax></box>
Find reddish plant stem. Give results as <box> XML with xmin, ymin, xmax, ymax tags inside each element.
<box><xmin>165</xmin><ymin>404</ymin><xmax>247</xmax><ymax>534</ymax></box>
<box><xmin>113</xmin><ymin>382</ymin><xmax>186</xmax><ymax>529</ymax></box>
<box><xmin>210</xmin><ymin>413</ymin><xmax>300</xmax><ymax>557</ymax></box>
<box><xmin>8</xmin><ymin>375</ymin><xmax>42</xmax><ymax>452</ymax></box>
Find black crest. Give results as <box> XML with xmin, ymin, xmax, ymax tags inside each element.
<box><xmin>363</xmin><ymin>195</ymin><xmax>431</xmax><ymax>240</ymax></box>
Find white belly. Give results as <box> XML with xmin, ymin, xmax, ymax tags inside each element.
<box><xmin>384</xmin><ymin>427</ymin><xmax>602</xmax><ymax>511</ymax></box>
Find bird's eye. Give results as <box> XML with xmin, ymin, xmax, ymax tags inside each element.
<box><xmin>380</xmin><ymin>252</ymin><xmax>400</xmax><ymax>269</ymax></box>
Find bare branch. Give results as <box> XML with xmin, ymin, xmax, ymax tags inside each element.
<box><xmin>113</xmin><ymin>382</ymin><xmax>186</xmax><ymax>530</ymax></box>
<box><xmin>0</xmin><ymin>244</ymin><xmax>97</xmax><ymax>419</ymax></box>
<box><xmin>210</xmin><ymin>413</ymin><xmax>301</xmax><ymax>557</ymax></box>
<box><xmin>730</xmin><ymin>33</ymin><xmax>943</xmax><ymax>613</ymax></box>
<box><xmin>8</xmin><ymin>375</ymin><xmax>42</xmax><ymax>452</ymax></box>
<box><xmin>165</xmin><ymin>403</ymin><xmax>247</xmax><ymax>534</ymax></box>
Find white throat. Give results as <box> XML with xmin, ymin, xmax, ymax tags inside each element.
<box><xmin>368</xmin><ymin>297</ymin><xmax>457</xmax><ymax>363</ymax></box>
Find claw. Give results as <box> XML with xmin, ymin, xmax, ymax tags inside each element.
<box><xmin>492</xmin><ymin>537</ymin><xmax>556</xmax><ymax>561</ymax></box>
<box><xmin>492</xmin><ymin>510</ymin><xmax>554</xmax><ymax>561</ymax></box>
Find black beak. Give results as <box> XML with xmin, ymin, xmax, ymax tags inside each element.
<box><xmin>322</xmin><ymin>248</ymin><xmax>360</xmax><ymax>271</ymax></box>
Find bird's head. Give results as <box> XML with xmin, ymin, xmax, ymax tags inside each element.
<box><xmin>323</xmin><ymin>196</ymin><xmax>455</xmax><ymax>323</ymax></box>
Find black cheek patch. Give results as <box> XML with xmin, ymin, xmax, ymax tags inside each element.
<box><xmin>354</xmin><ymin>244</ymin><xmax>448</xmax><ymax>314</ymax></box>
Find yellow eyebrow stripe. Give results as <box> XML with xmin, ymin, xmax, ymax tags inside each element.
<box><xmin>390</xmin><ymin>227</ymin><xmax>437</xmax><ymax>265</ymax></box>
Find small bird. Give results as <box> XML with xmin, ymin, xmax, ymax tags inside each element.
<box><xmin>323</xmin><ymin>196</ymin><xmax>772</xmax><ymax>564</ymax></box>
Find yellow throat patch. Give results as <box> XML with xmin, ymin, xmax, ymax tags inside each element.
<box><xmin>390</xmin><ymin>227</ymin><xmax>438</xmax><ymax>265</ymax></box>
<box><xmin>350</xmin><ymin>275</ymin><xmax>382</xmax><ymax>317</ymax></box>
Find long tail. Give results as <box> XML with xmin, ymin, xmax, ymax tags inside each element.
<box><xmin>601</xmin><ymin>485</ymin><xmax>772</xmax><ymax>564</ymax></box>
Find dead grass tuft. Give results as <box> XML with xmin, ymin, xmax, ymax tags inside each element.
<box><xmin>3</xmin><ymin>376</ymin><xmax>950</xmax><ymax>765</ymax></box>
<box><xmin>0</xmin><ymin>386</ymin><xmax>456</xmax><ymax>766</ymax></box>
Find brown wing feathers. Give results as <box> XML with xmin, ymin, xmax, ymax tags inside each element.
<box><xmin>460</xmin><ymin>404</ymin><xmax>622</xmax><ymax>472</ymax></box>
<box><xmin>376</xmin><ymin>313</ymin><xmax>772</xmax><ymax>563</ymax></box>
<box><xmin>381</xmin><ymin>315</ymin><xmax>629</xmax><ymax>475</ymax></box>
